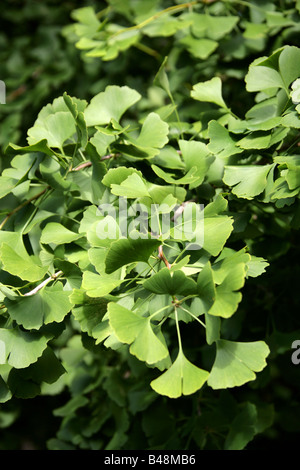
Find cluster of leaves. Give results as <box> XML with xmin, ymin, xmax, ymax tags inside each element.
<box><xmin>1</xmin><ymin>0</ymin><xmax>300</xmax><ymax>451</ymax></box>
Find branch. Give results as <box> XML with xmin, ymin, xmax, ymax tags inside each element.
<box><xmin>23</xmin><ymin>270</ymin><xmax>63</xmax><ymax>297</ymax></box>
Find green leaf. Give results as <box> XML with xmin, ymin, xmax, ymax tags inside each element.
<box><xmin>209</xmin><ymin>263</ymin><xmax>246</xmax><ymax>318</ymax></box>
<box><xmin>111</xmin><ymin>173</ymin><xmax>150</xmax><ymax>198</ymax></box>
<box><xmin>84</xmin><ymin>85</ymin><xmax>141</xmax><ymax>127</ymax></box>
<box><xmin>180</xmin><ymin>36</ymin><xmax>218</xmax><ymax>60</ymax></box>
<box><xmin>126</xmin><ymin>112</ymin><xmax>169</xmax><ymax>157</ymax></box>
<box><xmin>105</xmin><ymin>238</ymin><xmax>161</xmax><ymax>274</ymax></box>
<box><xmin>191</xmin><ymin>77</ymin><xmax>227</xmax><ymax>109</ymax></box>
<box><xmin>278</xmin><ymin>46</ymin><xmax>300</xmax><ymax>89</ymax></box>
<box><xmin>82</xmin><ymin>271</ymin><xmax>123</xmax><ymax>297</ymax></box>
<box><xmin>150</xmin><ymin>349</ymin><xmax>209</xmax><ymax>398</ymax></box>
<box><xmin>143</xmin><ymin>267</ymin><xmax>198</xmax><ymax>296</ymax></box>
<box><xmin>102</xmin><ymin>166</ymin><xmax>143</xmax><ymax>187</ymax></box>
<box><xmin>151</xmin><ymin>164</ymin><xmax>200</xmax><ymax>185</ymax></box>
<box><xmin>108</xmin><ymin>302</ymin><xmax>169</xmax><ymax>365</ymax></box>
<box><xmin>207</xmin><ymin>121</ymin><xmax>243</xmax><ymax>160</ymax></box>
<box><xmin>246</xmin><ymin>256</ymin><xmax>269</xmax><ymax>278</ymax></box>
<box><xmin>224</xmin><ymin>403</ymin><xmax>257</xmax><ymax>450</ymax></box>
<box><xmin>189</xmin><ymin>13</ymin><xmax>239</xmax><ymax>40</ymax></box>
<box><xmin>5</xmin><ymin>283</ymin><xmax>73</xmax><ymax>330</ymax></box>
<box><xmin>28</xmin><ymin>111</ymin><xmax>76</xmax><ymax>151</ymax></box>
<box><xmin>0</xmin><ymin>327</ymin><xmax>51</xmax><ymax>369</ymax></box>
<box><xmin>40</xmin><ymin>223</ymin><xmax>83</xmax><ymax>245</ymax></box>
<box><xmin>208</xmin><ymin>340</ymin><xmax>270</xmax><ymax>389</ymax></box>
<box><xmin>202</xmin><ymin>216</ymin><xmax>234</xmax><ymax>256</ymax></box>
<box><xmin>71</xmin><ymin>293</ymin><xmax>108</xmax><ymax>337</ymax></box>
<box><xmin>223</xmin><ymin>165</ymin><xmax>273</xmax><ymax>199</ymax></box>
<box><xmin>179</xmin><ymin>140</ymin><xmax>214</xmax><ymax>185</ymax></box>
<box><xmin>5</xmin><ymin>139</ymin><xmax>54</xmax><ymax>158</ymax></box>
<box><xmin>245</xmin><ymin>63</ymin><xmax>284</xmax><ymax>93</ymax></box>
<box><xmin>0</xmin><ymin>243</ymin><xmax>48</xmax><ymax>283</ymax></box>
<box><xmin>196</xmin><ymin>262</ymin><xmax>216</xmax><ymax>313</ymax></box>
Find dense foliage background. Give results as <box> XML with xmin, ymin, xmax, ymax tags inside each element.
<box><xmin>0</xmin><ymin>0</ymin><xmax>300</xmax><ymax>450</ymax></box>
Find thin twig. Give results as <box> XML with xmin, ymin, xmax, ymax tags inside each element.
<box><xmin>0</xmin><ymin>186</ymin><xmax>50</xmax><ymax>230</ymax></box>
<box><xmin>72</xmin><ymin>153</ymin><xmax>120</xmax><ymax>172</ymax></box>
<box><xmin>158</xmin><ymin>245</ymin><xmax>172</xmax><ymax>269</ymax></box>
<box><xmin>23</xmin><ymin>270</ymin><xmax>63</xmax><ymax>297</ymax></box>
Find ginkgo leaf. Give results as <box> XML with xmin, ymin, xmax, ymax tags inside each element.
<box><xmin>134</xmin><ymin>113</ymin><xmax>169</xmax><ymax>149</ymax></box>
<box><xmin>151</xmin><ymin>164</ymin><xmax>200</xmax><ymax>185</ymax></box>
<box><xmin>111</xmin><ymin>173</ymin><xmax>150</xmax><ymax>198</ymax></box>
<box><xmin>191</xmin><ymin>77</ymin><xmax>227</xmax><ymax>109</ymax></box>
<box><xmin>27</xmin><ymin>112</ymin><xmax>76</xmax><ymax>151</ymax></box>
<box><xmin>5</xmin><ymin>283</ymin><xmax>73</xmax><ymax>330</ymax></box>
<box><xmin>108</xmin><ymin>302</ymin><xmax>169</xmax><ymax>364</ymax></box>
<box><xmin>129</xmin><ymin>321</ymin><xmax>169</xmax><ymax>365</ymax></box>
<box><xmin>209</xmin><ymin>263</ymin><xmax>246</xmax><ymax>318</ymax></box>
<box><xmin>102</xmin><ymin>167</ymin><xmax>143</xmax><ymax>187</ymax></box>
<box><xmin>84</xmin><ymin>85</ymin><xmax>141</xmax><ymax>127</ymax></box>
<box><xmin>105</xmin><ymin>238</ymin><xmax>161</xmax><ymax>274</ymax></box>
<box><xmin>126</xmin><ymin>113</ymin><xmax>169</xmax><ymax>157</ymax></box>
<box><xmin>150</xmin><ymin>349</ymin><xmax>209</xmax><ymax>398</ymax></box>
<box><xmin>208</xmin><ymin>121</ymin><xmax>244</xmax><ymax>162</ymax></box>
<box><xmin>0</xmin><ymin>327</ymin><xmax>52</xmax><ymax>369</ymax></box>
<box><xmin>223</xmin><ymin>165</ymin><xmax>273</xmax><ymax>199</ymax></box>
<box><xmin>82</xmin><ymin>271</ymin><xmax>123</xmax><ymax>297</ymax></box>
<box><xmin>208</xmin><ymin>340</ymin><xmax>270</xmax><ymax>389</ymax></box>
<box><xmin>40</xmin><ymin>223</ymin><xmax>84</xmax><ymax>245</ymax></box>
<box><xmin>0</xmin><ymin>243</ymin><xmax>48</xmax><ymax>283</ymax></box>
<box><xmin>202</xmin><ymin>216</ymin><xmax>234</xmax><ymax>256</ymax></box>
<box><xmin>143</xmin><ymin>267</ymin><xmax>198</xmax><ymax>296</ymax></box>
<box><xmin>196</xmin><ymin>262</ymin><xmax>216</xmax><ymax>313</ymax></box>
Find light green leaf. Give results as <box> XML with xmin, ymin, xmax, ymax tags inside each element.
<box><xmin>191</xmin><ymin>77</ymin><xmax>227</xmax><ymax>109</ymax></box>
<box><xmin>223</xmin><ymin>165</ymin><xmax>273</xmax><ymax>199</ymax></box>
<box><xmin>246</xmin><ymin>256</ymin><xmax>269</xmax><ymax>278</ymax></box>
<box><xmin>208</xmin><ymin>339</ymin><xmax>270</xmax><ymax>389</ymax></box>
<box><xmin>5</xmin><ymin>283</ymin><xmax>73</xmax><ymax>330</ymax></box>
<box><xmin>237</xmin><ymin>132</ymin><xmax>271</xmax><ymax>149</ymax></box>
<box><xmin>208</xmin><ymin>121</ymin><xmax>243</xmax><ymax>160</ymax></box>
<box><xmin>180</xmin><ymin>36</ymin><xmax>218</xmax><ymax>60</ymax></box>
<box><xmin>82</xmin><ymin>271</ymin><xmax>122</xmax><ymax>297</ymax></box>
<box><xmin>190</xmin><ymin>13</ymin><xmax>239</xmax><ymax>40</ymax></box>
<box><xmin>0</xmin><ymin>243</ymin><xmax>48</xmax><ymax>283</ymax></box>
<box><xmin>245</xmin><ymin>63</ymin><xmax>284</xmax><ymax>92</ymax></box>
<box><xmin>202</xmin><ymin>216</ymin><xmax>234</xmax><ymax>256</ymax></box>
<box><xmin>72</xmin><ymin>295</ymin><xmax>108</xmax><ymax>337</ymax></box>
<box><xmin>209</xmin><ymin>263</ymin><xmax>246</xmax><ymax>318</ymax></box>
<box><xmin>108</xmin><ymin>302</ymin><xmax>168</xmax><ymax>364</ymax></box>
<box><xmin>278</xmin><ymin>46</ymin><xmax>300</xmax><ymax>89</ymax></box>
<box><xmin>111</xmin><ymin>173</ymin><xmax>150</xmax><ymax>198</ymax></box>
<box><xmin>102</xmin><ymin>166</ymin><xmax>143</xmax><ymax>187</ymax></box>
<box><xmin>151</xmin><ymin>164</ymin><xmax>200</xmax><ymax>185</ymax></box>
<box><xmin>40</xmin><ymin>223</ymin><xmax>83</xmax><ymax>245</ymax></box>
<box><xmin>291</xmin><ymin>78</ymin><xmax>300</xmax><ymax>104</ymax></box>
<box><xmin>84</xmin><ymin>85</ymin><xmax>141</xmax><ymax>127</ymax></box>
<box><xmin>150</xmin><ymin>349</ymin><xmax>209</xmax><ymax>398</ymax></box>
<box><xmin>27</xmin><ymin>111</ymin><xmax>76</xmax><ymax>151</ymax></box>
<box><xmin>126</xmin><ymin>112</ymin><xmax>169</xmax><ymax>157</ymax></box>
<box><xmin>129</xmin><ymin>321</ymin><xmax>169</xmax><ymax>365</ymax></box>
<box><xmin>179</xmin><ymin>140</ymin><xmax>214</xmax><ymax>185</ymax></box>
